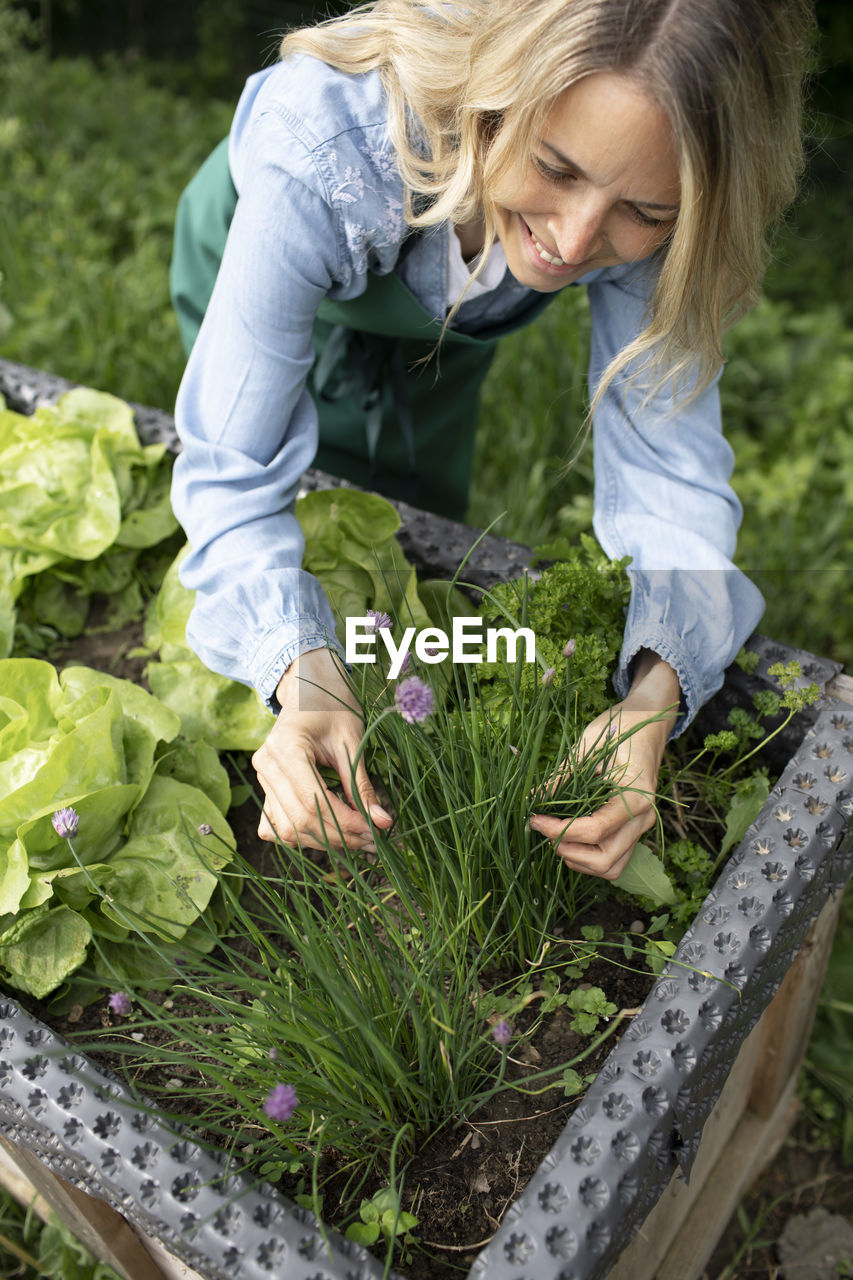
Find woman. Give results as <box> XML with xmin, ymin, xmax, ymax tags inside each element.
<box><xmin>169</xmin><ymin>0</ymin><xmax>813</xmax><ymax>877</ymax></box>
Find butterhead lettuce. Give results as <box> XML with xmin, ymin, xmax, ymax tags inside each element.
<box><xmin>0</xmin><ymin>387</ymin><xmax>179</xmax><ymax>655</ymax></box>
<box><xmin>0</xmin><ymin>658</ymin><xmax>234</xmax><ymax>999</ymax></box>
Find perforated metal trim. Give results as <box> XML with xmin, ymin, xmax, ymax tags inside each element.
<box><xmin>0</xmin><ymin>1021</ymin><xmax>382</xmax><ymax>1279</ymax></box>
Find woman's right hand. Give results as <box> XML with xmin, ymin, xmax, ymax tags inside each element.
<box><xmin>251</xmin><ymin>646</ymin><xmax>393</xmax><ymax>851</ymax></box>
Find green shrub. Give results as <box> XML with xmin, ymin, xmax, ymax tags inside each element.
<box><xmin>722</xmin><ymin>300</ymin><xmax>853</xmax><ymax>663</ymax></box>
<box><xmin>0</xmin><ymin>19</ymin><xmax>231</xmax><ymax>408</ymax></box>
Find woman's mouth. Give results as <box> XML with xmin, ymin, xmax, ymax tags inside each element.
<box><xmin>520</xmin><ymin>218</ymin><xmax>587</xmax><ymax>275</ymax></box>
<box><xmin>529</xmin><ymin>228</ymin><xmax>566</xmax><ymax>266</ymax></box>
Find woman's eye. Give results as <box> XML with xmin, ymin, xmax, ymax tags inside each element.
<box><xmin>534</xmin><ymin>156</ymin><xmax>575</xmax><ymax>184</ymax></box>
<box><xmin>533</xmin><ymin>155</ymin><xmax>676</xmax><ymax>232</ymax></box>
<box><xmin>627</xmin><ymin>205</ymin><xmax>670</xmax><ymax>230</ymax></box>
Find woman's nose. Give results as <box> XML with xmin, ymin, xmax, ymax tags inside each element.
<box><xmin>548</xmin><ymin>198</ymin><xmax>606</xmax><ymax>265</ymax></box>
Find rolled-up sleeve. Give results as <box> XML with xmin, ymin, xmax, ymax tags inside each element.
<box><xmin>586</xmin><ymin>266</ymin><xmax>765</xmax><ymax>733</ymax></box>
<box><xmin>170</xmin><ymin>109</ymin><xmax>347</xmax><ymax>708</ymax></box>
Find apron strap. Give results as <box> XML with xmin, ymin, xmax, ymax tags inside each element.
<box><xmin>313</xmin><ymin>325</ymin><xmax>418</xmax><ymax>485</ymax></box>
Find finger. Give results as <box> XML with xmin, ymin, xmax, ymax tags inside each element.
<box><xmin>257</xmin><ymin>801</ymin><xmax>378</xmax><ymax>853</ymax></box>
<box><xmin>255</xmin><ymin>755</ymin><xmax>375</xmax><ymax>850</ymax></box>
<box><xmin>304</xmin><ymin>763</ymin><xmax>387</xmax><ymax>844</ymax></box>
<box><xmin>553</xmin><ymin>805</ymin><xmax>656</xmax><ymax>876</ymax></box>
<box><xmin>530</xmin><ymin>803</ymin><xmax>654</xmax><ymax>874</ymax></box>
<box><xmin>294</xmin><ymin>784</ymin><xmax>377</xmax><ymax>848</ymax></box>
<box><xmin>563</xmin><ymin>804</ymin><xmax>655</xmax><ymax>859</ymax></box>
<box><xmin>529</xmin><ymin>812</ymin><xmax>580</xmax><ymax>843</ymax></box>
<box><xmin>528</xmin><ymin>803</ymin><xmax>639</xmax><ymax>846</ymax></box>
<box><xmin>255</xmin><ymin>743</ymin><xmax>358</xmax><ymax>828</ymax></box>
<box><xmin>258</xmin><ymin>807</ymin><xmax>277</xmax><ymax>843</ymax></box>
<box><xmin>556</xmin><ymin>841</ymin><xmax>637</xmax><ymax>881</ymax></box>
<box><xmin>332</xmin><ymin>745</ymin><xmax>394</xmax><ymax>831</ymax></box>
<box><xmin>530</xmin><ymin>782</ymin><xmax>653</xmax><ymax>844</ymax></box>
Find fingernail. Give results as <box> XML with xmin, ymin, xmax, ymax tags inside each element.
<box><xmin>369</xmin><ymin>804</ymin><xmax>392</xmax><ymax>823</ymax></box>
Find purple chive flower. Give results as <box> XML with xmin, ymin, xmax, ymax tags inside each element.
<box><xmin>563</xmin><ymin>638</ymin><xmax>576</xmax><ymax>658</ymax></box>
<box><xmin>108</xmin><ymin>992</ymin><xmax>132</xmax><ymax>1017</ymax></box>
<box><xmin>492</xmin><ymin>1020</ymin><xmax>512</xmax><ymax>1047</ymax></box>
<box><xmin>198</xmin><ymin>823</ymin><xmax>213</xmax><ymax>836</ymax></box>
<box><xmin>541</xmin><ymin>666</ymin><xmax>555</xmax><ymax>688</ymax></box>
<box><xmin>366</xmin><ymin>609</ymin><xmax>392</xmax><ymax>631</ymax></box>
<box><xmin>263</xmin><ymin>1083</ymin><xmax>298</xmax><ymax>1123</ymax></box>
<box><xmin>394</xmin><ymin>675</ymin><xmax>435</xmax><ymax>723</ymax></box>
<box><xmin>398</xmin><ymin>651</ymin><xmax>412</xmax><ymax>675</ymax></box>
<box><xmin>52</xmin><ymin>808</ymin><xmax>79</xmax><ymax>840</ymax></box>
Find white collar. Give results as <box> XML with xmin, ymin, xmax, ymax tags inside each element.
<box><xmin>446</xmin><ymin>223</ymin><xmax>508</xmax><ymax>308</ymax></box>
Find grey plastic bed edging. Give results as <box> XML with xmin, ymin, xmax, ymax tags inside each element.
<box><xmin>1</xmin><ymin>358</ymin><xmax>851</xmax><ymax>1280</ymax></box>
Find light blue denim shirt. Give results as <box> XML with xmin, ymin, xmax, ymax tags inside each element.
<box><xmin>171</xmin><ymin>54</ymin><xmax>765</xmax><ymax>733</ymax></box>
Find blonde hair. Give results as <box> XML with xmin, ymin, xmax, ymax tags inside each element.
<box><xmin>281</xmin><ymin>0</ymin><xmax>814</xmax><ymax>406</ymax></box>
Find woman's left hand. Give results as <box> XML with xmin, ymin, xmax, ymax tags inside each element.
<box><xmin>529</xmin><ymin>650</ymin><xmax>681</xmax><ymax>879</ymax></box>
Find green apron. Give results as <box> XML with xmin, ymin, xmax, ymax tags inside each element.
<box><xmin>171</xmin><ymin>137</ymin><xmax>555</xmax><ymax>519</ymax></box>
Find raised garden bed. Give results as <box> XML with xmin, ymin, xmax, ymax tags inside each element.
<box><xmin>0</xmin><ymin>357</ymin><xmax>851</xmax><ymax>1280</ymax></box>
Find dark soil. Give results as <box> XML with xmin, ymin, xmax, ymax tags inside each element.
<box><xmin>52</xmin><ymin>604</ymin><xmax>149</xmax><ymax>687</ymax></box>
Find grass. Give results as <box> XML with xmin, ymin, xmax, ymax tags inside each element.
<box><xmin>0</xmin><ymin>4</ymin><xmax>232</xmax><ymax>409</ymax></box>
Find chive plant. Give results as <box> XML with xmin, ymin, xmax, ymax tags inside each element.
<box><xmin>80</xmin><ymin>815</ymin><xmax>611</xmax><ymax>1206</ymax></box>
<box><xmin>353</xmin><ymin>628</ymin><xmax>625</xmax><ymax>967</ymax></box>
<box><xmin>72</xmin><ymin>568</ymin><xmax>645</xmax><ymax>1208</ymax></box>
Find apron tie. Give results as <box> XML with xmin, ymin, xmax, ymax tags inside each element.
<box><xmin>313</xmin><ymin>325</ymin><xmax>419</xmax><ymax>502</ymax></box>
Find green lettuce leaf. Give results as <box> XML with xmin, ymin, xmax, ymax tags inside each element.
<box><xmin>0</xmin><ymin>388</ymin><xmax>178</xmax><ymax>651</ymax></box>
<box><xmin>0</xmin><ymin>905</ymin><xmax>93</xmax><ymax>1000</ymax></box>
<box><xmin>97</xmin><ymin>774</ymin><xmax>234</xmax><ymax>940</ymax></box>
<box><xmin>142</xmin><ymin>547</ymin><xmax>275</xmax><ymax>749</ymax></box>
<box><xmin>0</xmin><ymin>839</ymin><xmax>30</xmax><ymax>915</ymax></box>
<box><xmin>0</xmin><ymin>657</ymin><xmax>235</xmax><ymax>997</ymax></box>
<box><xmin>146</xmin><ymin>659</ymin><xmax>275</xmax><ymax>751</ymax></box>
<box><xmin>154</xmin><ymin>737</ymin><xmax>231</xmax><ymax>816</ymax></box>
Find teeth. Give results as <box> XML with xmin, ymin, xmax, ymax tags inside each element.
<box><xmin>530</xmin><ymin>230</ymin><xmax>566</xmax><ymax>266</ymax></box>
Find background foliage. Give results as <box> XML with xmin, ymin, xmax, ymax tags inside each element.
<box><xmin>0</xmin><ymin>1179</ymin><xmax>121</xmax><ymax>1280</ymax></box>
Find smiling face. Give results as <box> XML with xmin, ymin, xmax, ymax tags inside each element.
<box><xmin>490</xmin><ymin>72</ymin><xmax>681</xmax><ymax>291</ymax></box>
